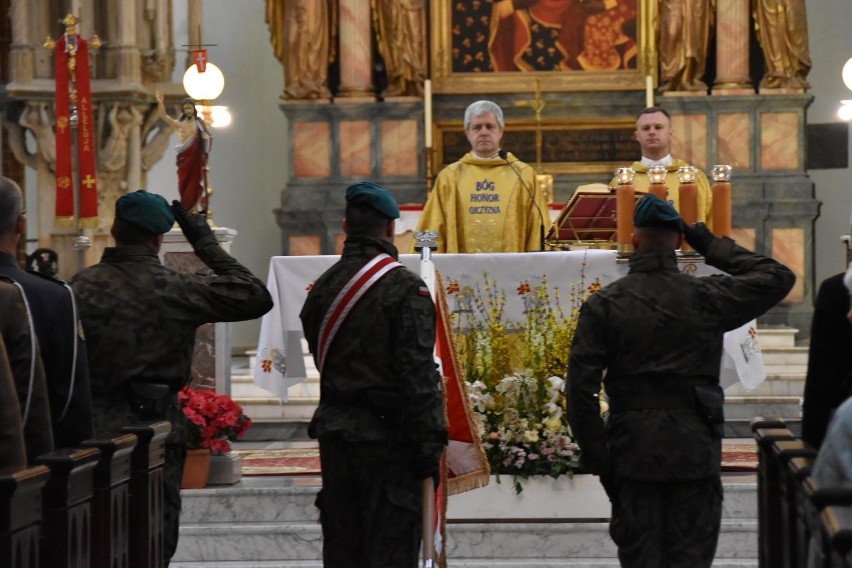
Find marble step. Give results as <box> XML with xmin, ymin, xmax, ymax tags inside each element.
<box><xmin>172</xmin><ymin>560</ymin><xmax>757</xmax><ymax>568</ymax></box>
<box><xmin>755</xmin><ymin>327</ymin><xmax>798</xmax><ymax>349</ymax></box>
<box><xmin>723</xmin><ymin>395</ymin><xmax>801</xmax><ymax>420</ymax></box>
<box><xmin>760</xmin><ymin>346</ymin><xmax>809</xmax><ymax>375</ymax></box>
<box><xmin>724</xmin><ymin>373</ymin><xmax>804</xmax><ymax>397</ymax></box>
<box><xmin>173</xmin><ymin>518</ymin><xmax>756</xmax><ymax>563</ymax></box>
<box><xmin>180</xmin><ymin>476</ymin><xmax>758</xmax><ymax>525</ymax></box>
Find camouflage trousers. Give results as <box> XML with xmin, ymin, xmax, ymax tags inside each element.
<box><xmin>609</xmin><ymin>476</ymin><xmax>723</xmax><ymax>568</ymax></box>
<box><xmin>91</xmin><ymin>392</ymin><xmax>187</xmax><ymax>567</ymax></box>
<box><xmin>317</xmin><ymin>438</ymin><xmax>422</xmax><ymax>568</ymax></box>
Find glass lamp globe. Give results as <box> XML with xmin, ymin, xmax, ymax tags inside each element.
<box><xmin>648</xmin><ymin>165</ymin><xmax>667</xmax><ymax>185</ymax></box>
<box><xmin>843</xmin><ymin>57</ymin><xmax>852</xmax><ymax>92</ymax></box>
<box><xmin>676</xmin><ymin>166</ymin><xmax>697</xmax><ymax>184</ymax></box>
<box><xmin>710</xmin><ymin>165</ymin><xmax>733</xmax><ymax>182</ymax></box>
<box><xmin>182</xmin><ymin>62</ymin><xmax>225</xmax><ymax>102</ymax></box>
<box><xmin>614</xmin><ymin>167</ymin><xmax>635</xmax><ymax>185</ymax></box>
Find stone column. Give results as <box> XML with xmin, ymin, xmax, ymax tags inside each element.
<box><xmin>712</xmin><ymin>0</ymin><xmax>753</xmax><ymax>94</ymax></box>
<box><xmin>10</xmin><ymin>0</ymin><xmax>33</xmax><ymax>84</ymax></box>
<box><xmin>116</xmin><ymin>1</ymin><xmax>141</xmax><ymax>83</ymax></box>
<box><xmin>337</xmin><ymin>0</ymin><xmax>374</xmax><ymax>99</ymax></box>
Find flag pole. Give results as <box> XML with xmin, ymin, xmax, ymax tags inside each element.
<box><xmin>415</xmin><ymin>230</ymin><xmax>439</xmax><ymax>567</ymax></box>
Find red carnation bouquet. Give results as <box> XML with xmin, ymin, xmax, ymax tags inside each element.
<box><xmin>179</xmin><ymin>386</ymin><xmax>252</xmax><ymax>453</ymax></box>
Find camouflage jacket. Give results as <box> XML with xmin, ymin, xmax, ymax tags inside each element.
<box><xmin>71</xmin><ymin>242</ymin><xmax>273</xmax><ymax>397</ymax></box>
<box><xmin>567</xmin><ymin>236</ymin><xmax>795</xmax><ymax>481</ymax></box>
<box><xmin>299</xmin><ymin>237</ymin><xmax>447</xmax><ymax>447</ymax></box>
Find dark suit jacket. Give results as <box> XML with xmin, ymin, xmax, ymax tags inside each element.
<box><xmin>802</xmin><ymin>273</ymin><xmax>852</xmax><ymax>449</ymax></box>
<box><xmin>0</xmin><ymin>253</ymin><xmax>93</xmax><ymax>448</ymax></box>
<box><xmin>0</xmin><ymin>279</ymin><xmax>53</xmax><ymax>463</ymax></box>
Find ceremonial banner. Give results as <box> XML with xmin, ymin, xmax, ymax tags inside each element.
<box><xmin>54</xmin><ymin>34</ymin><xmax>99</xmax><ymax>228</ymax></box>
<box><xmin>435</xmin><ymin>270</ymin><xmax>490</xmax><ymax>495</ymax></box>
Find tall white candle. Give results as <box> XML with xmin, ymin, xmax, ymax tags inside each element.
<box><xmin>645</xmin><ymin>75</ymin><xmax>654</xmax><ymax>108</ymax></box>
<box><xmin>424</xmin><ymin>79</ymin><xmax>432</xmax><ymax>148</ymax></box>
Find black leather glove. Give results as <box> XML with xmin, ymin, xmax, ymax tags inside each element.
<box><xmin>171</xmin><ymin>200</ymin><xmax>216</xmax><ymax>250</ymax></box>
<box><xmin>411</xmin><ymin>442</ymin><xmax>444</xmax><ymax>487</ymax></box>
<box><xmin>681</xmin><ymin>221</ymin><xmax>715</xmax><ymax>256</ymax></box>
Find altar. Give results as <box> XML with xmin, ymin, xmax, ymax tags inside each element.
<box><xmin>254</xmin><ymin>250</ymin><xmax>763</xmax><ymax>400</ymax></box>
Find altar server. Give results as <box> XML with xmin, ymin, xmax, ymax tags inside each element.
<box><xmin>415</xmin><ymin>100</ymin><xmax>549</xmax><ymax>253</ymax></box>
<box><xmin>567</xmin><ymin>194</ymin><xmax>794</xmax><ymax>568</ymax></box>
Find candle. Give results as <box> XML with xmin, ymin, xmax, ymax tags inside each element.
<box><xmin>424</xmin><ymin>79</ymin><xmax>432</xmax><ymax>148</ymax></box>
<box><xmin>711</xmin><ymin>165</ymin><xmax>733</xmax><ymax>237</ymax></box>
<box><xmin>647</xmin><ymin>165</ymin><xmax>667</xmax><ymax>200</ymax></box>
<box><xmin>645</xmin><ymin>75</ymin><xmax>654</xmax><ymax>108</ymax></box>
<box><xmin>614</xmin><ymin>168</ymin><xmax>635</xmax><ymax>250</ymax></box>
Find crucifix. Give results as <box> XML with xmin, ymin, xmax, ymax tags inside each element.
<box><xmin>514</xmin><ymin>79</ymin><xmax>564</xmax><ymax>173</ymax></box>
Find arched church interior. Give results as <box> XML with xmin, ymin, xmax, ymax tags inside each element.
<box><xmin>5</xmin><ymin>0</ymin><xmax>849</xmax><ymax>349</ymax></box>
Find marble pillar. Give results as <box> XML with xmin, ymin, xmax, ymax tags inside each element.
<box><xmin>9</xmin><ymin>0</ymin><xmax>33</xmax><ymax>84</ymax></box>
<box><xmin>118</xmin><ymin>2</ymin><xmax>141</xmax><ymax>84</ymax></box>
<box><xmin>337</xmin><ymin>0</ymin><xmax>374</xmax><ymax>99</ymax></box>
<box><xmin>713</xmin><ymin>0</ymin><xmax>753</xmax><ymax>94</ymax></box>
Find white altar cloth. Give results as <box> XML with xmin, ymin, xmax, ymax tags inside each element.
<box><xmin>254</xmin><ymin>250</ymin><xmax>763</xmax><ymax>401</ymax></box>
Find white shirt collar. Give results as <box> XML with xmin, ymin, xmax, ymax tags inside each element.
<box><xmin>640</xmin><ymin>154</ymin><xmax>673</xmax><ymax>168</ymax></box>
<box><xmin>472</xmin><ymin>150</ymin><xmax>501</xmax><ymax>159</ymax></box>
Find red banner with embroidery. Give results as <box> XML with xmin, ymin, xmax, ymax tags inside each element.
<box><xmin>53</xmin><ymin>34</ymin><xmax>99</xmax><ymax>228</ymax></box>
<box><xmin>75</xmin><ymin>37</ymin><xmax>98</xmax><ymax>226</ymax></box>
<box><xmin>54</xmin><ymin>35</ymin><xmax>74</xmax><ymax>226</ymax></box>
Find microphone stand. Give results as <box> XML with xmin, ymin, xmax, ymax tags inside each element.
<box><xmin>499</xmin><ymin>150</ymin><xmax>545</xmax><ymax>252</ymax></box>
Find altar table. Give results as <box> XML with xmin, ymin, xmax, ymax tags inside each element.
<box><xmin>254</xmin><ymin>250</ymin><xmax>763</xmax><ymax>401</ymax></box>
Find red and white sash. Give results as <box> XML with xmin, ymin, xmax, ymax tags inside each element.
<box><xmin>316</xmin><ymin>253</ymin><xmax>403</xmax><ymax>373</ymax></box>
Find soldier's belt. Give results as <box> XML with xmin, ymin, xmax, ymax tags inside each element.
<box><xmin>608</xmin><ymin>388</ymin><xmax>695</xmax><ymax>413</ymax></box>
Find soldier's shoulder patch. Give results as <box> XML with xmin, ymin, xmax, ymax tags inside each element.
<box><xmin>418</xmin><ymin>285</ymin><xmax>430</xmax><ymax>297</ymax></box>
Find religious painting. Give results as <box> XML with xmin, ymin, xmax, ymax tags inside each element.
<box><xmin>435</xmin><ymin>117</ymin><xmax>638</xmax><ymax>175</ymax></box>
<box><xmin>431</xmin><ymin>0</ymin><xmax>654</xmax><ymax>94</ymax></box>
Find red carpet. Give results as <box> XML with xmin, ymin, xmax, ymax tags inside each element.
<box><xmin>721</xmin><ymin>444</ymin><xmax>758</xmax><ymax>472</ymax></box>
<box><xmin>233</xmin><ymin>448</ymin><xmax>320</xmax><ymax>476</ymax></box>
<box><xmin>233</xmin><ymin>444</ymin><xmax>758</xmax><ymax>475</ymax></box>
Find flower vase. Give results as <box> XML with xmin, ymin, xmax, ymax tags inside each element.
<box><xmin>182</xmin><ymin>448</ymin><xmax>212</xmax><ymax>489</ymax></box>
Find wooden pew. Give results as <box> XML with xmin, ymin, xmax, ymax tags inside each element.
<box><xmin>81</xmin><ymin>432</ymin><xmax>138</xmax><ymax>568</ymax></box>
<box><xmin>123</xmin><ymin>421</ymin><xmax>170</xmax><ymax>568</ymax></box>
<box><xmin>0</xmin><ymin>464</ymin><xmax>49</xmax><ymax>568</ymax></box>
<box><xmin>771</xmin><ymin>441</ymin><xmax>817</xmax><ymax>568</ymax></box>
<box><xmin>788</xmin><ymin>455</ymin><xmax>817</xmax><ymax>568</ymax></box>
<box><xmin>36</xmin><ymin>447</ymin><xmax>102</xmax><ymax>568</ymax></box>
<box><xmin>753</xmin><ymin>417</ymin><xmax>797</xmax><ymax>568</ymax></box>
<box><xmin>819</xmin><ymin>504</ymin><xmax>852</xmax><ymax>568</ymax></box>
<box><xmin>803</xmin><ymin>479</ymin><xmax>852</xmax><ymax>568</ymax></box>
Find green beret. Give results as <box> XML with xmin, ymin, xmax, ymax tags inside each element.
<box><xmin>633</xmin><ymin>194</ymin><xmax>682</xmax><ymax>232</ymax></box>
<box><xmin>115</xmin><ymin>190</ymin><xmax>174</xmax><ymax>234</ymax></box>
<box><xmin>345</xmin><ymin>182</ymin><xmax>400</xmax><ymax>219</ymax></box>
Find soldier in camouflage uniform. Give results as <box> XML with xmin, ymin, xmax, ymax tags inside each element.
<box><xmin>567</xmin><ymin>194</ymin><xmax>795</xmax><ymax>568</ymax></box>
<box><xmin>300</xmin><ymin>182</ymin><xmax>447</xmax><ymax>568</ymax></box>
<box><xmin>71</xmin><ymin>190</ymin><xmax>273</xmax><ymax>566</ymax></box>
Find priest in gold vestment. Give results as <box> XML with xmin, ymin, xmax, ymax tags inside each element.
<box><xmin>612</xmin><ymin>107</ymin><xmax>712</xmax><ymax>225</ymax></box>
<box><xmin>415</xmin><ymin>101</ymin><xmax>548</xmax><ymax>253</ymax></box>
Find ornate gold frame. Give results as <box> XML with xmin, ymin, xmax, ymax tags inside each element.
<box><xmin>430</xmin><ymin>0</ymin><xmax>655</xmax><ymax>94</ymax></box>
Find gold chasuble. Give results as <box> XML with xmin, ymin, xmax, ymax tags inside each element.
<box><xmin>614</xmin><ymin>159</ymin><xmax>714</xmax><ymax>226</ymax></box>
<box><xmin>416</xmin><ymin>152</ymin><xmax>548</xmax><ymax>253</ymax></box>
